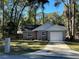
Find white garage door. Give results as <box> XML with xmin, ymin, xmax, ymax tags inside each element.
<box><xmin>50</xmin><ymin>32</ymin><xmax>63</xmax><ymax>42</ymax></box>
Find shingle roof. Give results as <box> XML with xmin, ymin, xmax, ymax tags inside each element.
<box><xmin>33</xmin><ymin>22</ymin><xmax>53</xmax><ymax>31</ymax></box>
<box><xmin>23</xmin><ymin>25</ymin><xmax>40</xmax><ymax>30</ymax></box>
<box><xmin>46</xmin><ymin>25</ymin><xmax>67</xmax><ymax>31</ymax></box>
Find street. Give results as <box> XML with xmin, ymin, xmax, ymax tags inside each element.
<box><xmin>0</xmin><ymin>55</ymin><xmax>74</xmax><ymax>59</ymax></box>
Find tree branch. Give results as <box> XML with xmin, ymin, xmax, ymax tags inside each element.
<box><xmin>62</xmin><ymin>0</ymin><xmax>68</xmax><ymax>8</ymax></box>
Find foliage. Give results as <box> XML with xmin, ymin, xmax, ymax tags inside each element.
<box><xmin>54</xmin><ymin>0</ymin><xmax>79</xmax><ymax>40</ymax></box>
<box><xmin>0</xmin><ymin>0</ymin><xmax>79</xmax><ymax>40</ymax></box>
<box><xmin>44</xmin><ymin>12</ymin><xmax>64</xmax><ymax>25</ymax></box>
<box><xmin>4</xmin><ymin>21</ymin><xmax>17</xmax><ymax>37</ymax></box>
<box><xmin>0</xmin><ymin>0</ymin><xmax>50</xmax><ymax>38</ymax></box>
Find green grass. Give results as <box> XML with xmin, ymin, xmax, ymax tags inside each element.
<box><xmin>0</xmin><ymin>33</ymin><xmax>2</xmax><ymax>38</ymax></box>
<box><xmin>0</xmin><ymin>40</ymin><xmax>48</xmax><ymax>55</ymax></box>
<box><xmin>66</xmin><ymin>42</ymin><xmax>79</xmax><ymax>52</ymax></box>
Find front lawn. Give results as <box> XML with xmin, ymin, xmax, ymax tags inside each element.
<box><xmin>0</xmin><ymin>40</ymin><xmax>48</xmax><ymax>55</ymax></box>
<box><xmin>66</xmin><ymin>42</ymin><xmax>79</xmax><ymax>52</ymax></box>
<box><xmin>0</xmin><ymin>33</ymin><xmax>2</xmax><ymax>39</ymax></box>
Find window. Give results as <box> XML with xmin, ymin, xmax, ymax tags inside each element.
<box><xmin>28</xmin><ymin>32</ymin><xmax>32</xmax><ymax>36</ymax></box>
<box><xmin>42</xmin><ymin>32</ymin><xmax>46</xmax><ymax>35</ymax></box>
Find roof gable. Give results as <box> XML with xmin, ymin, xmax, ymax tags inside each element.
<box><xmin>33</xmin><ymin>22</ymin><xmax>53</xmax><ymax>31</ymax></box>
<box><xmin>46</xmin><ymin>25</ymin><xmax>67</xmax><ymax>31</ymax></box>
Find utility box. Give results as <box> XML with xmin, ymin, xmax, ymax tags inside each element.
<box><xmin>4</xmin><ymin>38</ymin><xmax>11</xmax><ymax>53</ymax></box>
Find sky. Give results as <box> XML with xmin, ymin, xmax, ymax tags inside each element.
<box><xmin>22</xmin><ymin>0</ymin><xmax>64</xmax><ymax>16</ymax></box>
<box><xmin>43</xmin><ymin>0</ymin><xmax>64</xmax><ymax>15</ymax></box>
<box><xmin>0</xmin><ymin>0</ymin><xmax>64</xmax><ymax>17</ymax></box>
<box><xmin>23</xmin><ymin>0</ymin><xmax>64</xmax><ymax>15</ymax></box>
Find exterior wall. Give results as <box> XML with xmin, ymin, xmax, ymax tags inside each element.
<box><xmin>37</xmin><ymin>31</ymin><xmax>42</xmax><ymax>40</ymax></box>
<box><xmin>37</xmin><ymin>31</ymin><xmax>47</xmax><ymax>40</ymax></box>
<box><xmin>23</xmin><ymin>30</ymin><xmax>47</xmax><ymax>40</ymax></box>
<box><xmin>23</xmin><ymin>30</ymin><xmax>34</xmax><ymax>39</ymax></box>
<box><xmin>32</xmin><ymin>31</ymin><xmax>37</xmax><ymax>39</ymax></box>
<box><xmin>23</xmin><ymin>31</ymin><xmax>27</xmax><ymax>39</ymax></box>
<box><xmin>42</xmin><ymin>31</ymin><xmax>47</xmax><ymax>40</ymax></box>
<box><xmin>48</xmin><ymin>32</ymin><xmax>50</xmax><ymax>41</ymax></box>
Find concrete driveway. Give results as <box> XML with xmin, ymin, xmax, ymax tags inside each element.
<box><xmin>27</xmin><ymin>42</ymin><xmax>79</xmax><ymax>59</ymax></box>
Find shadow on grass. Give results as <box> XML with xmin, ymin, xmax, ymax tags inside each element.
<box><xmin>65</xmin><ymin>41</ymin><xmax>79</xmax><ymax>45</ymax></box>
<box><xmin>9</xmin><ymin>46</ymin><xmax>40</xmax><ymax>55</ymax></box>
<box><xmin>0</xmin><ymin>46</ymin><xmax>40</xmax><ymax>55</ymax></box>
<box><xmin>0</xmin><ymin>40</ymin><xmax>49</xmax><ymax>55</ymax></box>
<box><xmin>0</xmin><ymin>40</ymin><xmax>48</xmax><ymax>55</ymax></box>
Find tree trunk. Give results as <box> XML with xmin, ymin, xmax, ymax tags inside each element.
<box><xmin>42</xmin><ymin>4</ymin><xmax>45</xmax><ymax>24</ymax></box>
<box><xmin>72</xmin><ymin>0</ymin><xmax>76</xmax><ymax>39</ymax></box>
<box><xmin>67</xmin><ymin>8</ymin><xmax>71</xmax><ymax>39</ymax></box>
<box><xmin>2</xmin><ymin>0</ymin><xmax>4</xmax><ymax>38</ymax></box>
<box><xmin>42</xmin><ymin>8</ymin><xmax>44</xmax><ymax>24</ymax></box>
<box><xmin>34</xmin><ymin>8</ymin><xmax>37</xmax><ymax>24</ymax></box>
<box><xmin>69</xmin><ymin>0</ymin><xmax>73</xmax><ymax>40</ymax></box>
<box><xmin>69</xmin><ymin>0</ymin><xmax>76</xmax><ymax>40</ymax></box>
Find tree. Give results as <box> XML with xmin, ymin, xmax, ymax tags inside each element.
<box><xmin>45</xmin><ymin>12</ymin><xmax>64</xmax><ymax>24</ymax></box>
<box><xmin>54</xmin><ymin>0</ymin><xmax>78</xmax><ymax>40</ymax></box>
<box><xmin>38</xmin><ymin>0</ymin><xmax>49</xmax><ymax>24</ymax></box>
<box><xmin>0</xmin><ymin>0</ymin><xmax>29</xmax><ymax>38</ymax></box>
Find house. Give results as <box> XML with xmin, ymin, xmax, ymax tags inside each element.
<box><xmin>18</xmin><ymin>22</ymin><xmax>66</xmax><ymax>42</ymax></box>
<box><xmin>22</xmin><ymin>25</ymin><xmax>40</xmax><ymax>40</ymax></box>
<box><xmin>33</xmin><ymin>22</ymin><xmax>53</xmax><ymax>40</ymax></box>
<box><xmin>21</xmin><ymin>22</ymin><xmax>52</xmax><ymax>40</ymax></box>
<box><xmin>33</xmin><ymin>22</ymin><xmax>67</xmax><ymax>42</ymax></box>
<box><xmin>46</xmin><ymin>25</ymin><xmax>66</xmax><ymax>42</ymax></box>
<box><xmin>20</xmin><ymin>22</ymin><xmax>53</xmax><ymax>40</ymax></box>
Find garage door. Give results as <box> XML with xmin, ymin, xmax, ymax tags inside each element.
<box><xmin>50</xmin><ymin>32</ymin><xmax>63</xmax><ymax>42</ymax></box>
